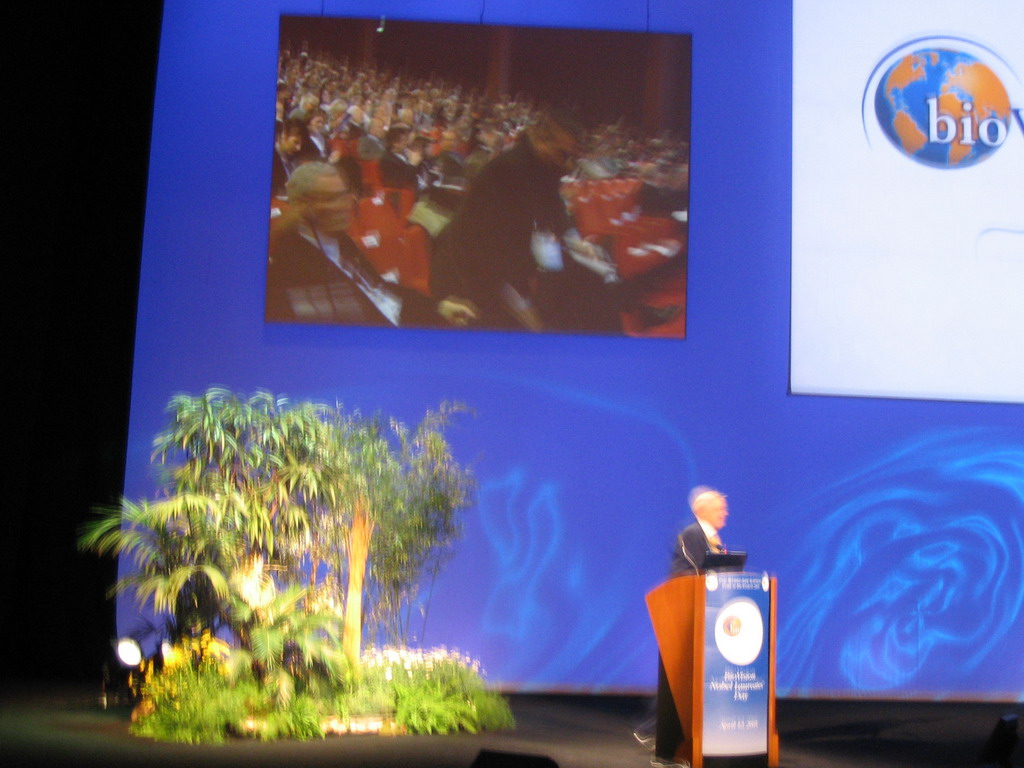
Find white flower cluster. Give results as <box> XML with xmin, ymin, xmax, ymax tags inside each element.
<box><xmin>361</xmin><ymin>645</ymin><xmax>484</xmax><ymax>679</ymax></box>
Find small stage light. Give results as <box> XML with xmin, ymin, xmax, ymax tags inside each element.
<box><xmin>116</xmin><ymin>637</ymin><xmax>143</xmax><ymax>667</ymax></box>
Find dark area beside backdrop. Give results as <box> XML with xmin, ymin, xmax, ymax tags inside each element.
<box><xmin>4</xmin><ymin>2</ymin><xmax>164</xmax><ymax>684</ymax></box>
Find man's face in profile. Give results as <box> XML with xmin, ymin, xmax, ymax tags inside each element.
<box><xmin>696</xmin><ymin>493</ymin><xmax>729</xmax><ymax>531</ymax></box>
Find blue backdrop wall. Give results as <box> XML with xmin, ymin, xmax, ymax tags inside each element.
<box><xmin>122</xmin><ymin>0</ymin><xmax>1023</xmax><ymax>699</ymax></box>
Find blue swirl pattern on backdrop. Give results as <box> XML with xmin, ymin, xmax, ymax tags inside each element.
<box><xmin>270</xmin><ymin>371</ymin><xmax>705</xmax><ymax>691</ymax></box>
<box><xmin>779</xmin><ymin>429</ymin><xmax>1024</xmax><ymax>697</ymax></box>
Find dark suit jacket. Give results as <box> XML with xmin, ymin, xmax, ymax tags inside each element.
<box><xmin>432</xmin><ymin>135</ymin><xmax>620</xmax><ymax>333</ymax></box>
<box><xmin>265</xmin><ymin>222</ymin><xmax>441</xmax><ymax>327</ymax></box>
<box><xmin>379</xmin><ymin>151</ymin><xmax>420</xmax><ymax>190</ymax></box>
<box><xmin>431</xmin><ymin>136</ymin><xmax>567</xmax><ymax>327</ymax></box>
<box><xmin>670</xmin><ymin>521</ymin><xmax>715</xmax><ymax>576</ymax></box>
<box><xmin>271</xmin><ymin>149</ymin><xmax>295</xmax><ymax>198</ymax></box>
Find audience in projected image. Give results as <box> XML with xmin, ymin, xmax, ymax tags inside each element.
<box><xmin>357</xmin><ymin>117</ymin><xmax>387</xmax><ymax>161</ymax></box>
<box><xmin>378</xmin><ymin>124</ymin><xmax>423</xmax><ymax>191</ymax></box>
<box><xmin>301</xmin><ymin>110</ymin><xmax>330</xmax><ymax>162</ymax></box>
<box><xmin>463</xmin><ymin>119</ymin><xmax>505</xmax><ymax>183</ymax></box>
<box><xmin>268</xmin><ymin>45</ymin><xmax>691</xmax><ymax>334</ymax></box>
<box><xmin>434</xmin><ymin>129</ymin><xmax>468</xmax><ymax>189</ymax></box>
<box><xmin>266</xmin><ymin>162</ymin><xmax>478</xmax><ymax>329</ymax></box>
<box><xmin>271</xmin><ymin>118</ymin><xmax>307</xmax><ymax>198</ymax></box>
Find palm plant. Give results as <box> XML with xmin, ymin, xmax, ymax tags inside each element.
<box><xmin>79</xmin><ymin>389</ymin><xmax>502</xmax><ymax>742</ymax></box>
<box><xmin>82</xmin><ymin>389</ymin><xmax>321</xmax><ymax>643</ymax></box>
<box><xmin>79</xmin><ymin>495</ymin><xmax>232</xmax><ymax>636</ymax></box>
<box><xmin>80</xmin><ymin>389</ymin><xmax>474</xmax><ymax>676</ymax></box>
<box><xmin>224</xmin><ymin>578</ymin><xmax>347</xmax><ymax>707</ymax></box>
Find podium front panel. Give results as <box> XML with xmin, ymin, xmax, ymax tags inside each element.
<box><xmin>701</xmin><ymin>571</ymin><xmax>772</xmax><ymax>759</ymax></box>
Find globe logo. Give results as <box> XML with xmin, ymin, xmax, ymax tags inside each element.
<box><xmin>874</xmin><ymin>48</ymin><xmax>1012</xmax><ymax>168</ymax></box>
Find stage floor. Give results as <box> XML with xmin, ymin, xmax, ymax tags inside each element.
<box><xmin>1</xmin><ymin>683</ymin><xmax>1020</xmax><ymax>768</ymax></box>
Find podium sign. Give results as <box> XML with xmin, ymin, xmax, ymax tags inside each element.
<box><xmin>701</xmin><ymin>571</ymin><xmax>772</xmax><ymax>759</ymax></box>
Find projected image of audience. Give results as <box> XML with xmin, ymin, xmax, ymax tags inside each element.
<box><xmin>266</xmin><ymin>16</ymin><xmax>691</xmax><ymax>338</ymax></box>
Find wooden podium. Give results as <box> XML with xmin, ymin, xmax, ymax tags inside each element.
<box><xmin>646</xmin><ymin>573</ymin><xmax>779</xmax><ymax>768</ymax></box>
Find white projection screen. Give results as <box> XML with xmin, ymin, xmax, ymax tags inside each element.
<box><xmin>791</xmin><ymin>0</ymin><xmax>1024</xmax><ymax>404</ymax></box>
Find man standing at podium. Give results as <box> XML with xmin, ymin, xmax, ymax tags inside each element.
<box><xmin>635</xmin><ymin>486</ymin><xmax>731</xmax><ymax>764</ymax></box>
<box><xmin>671</xmin><ymin>486</ymin><xmax>729</xmax><ymax>576</ymax></box>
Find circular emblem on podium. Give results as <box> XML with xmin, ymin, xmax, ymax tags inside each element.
<box><xmin>714</xmin><ymin>597</ymin><xmax>764</xmax><ymax>666</ymax></box>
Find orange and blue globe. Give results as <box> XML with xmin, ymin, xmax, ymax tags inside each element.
<box><xmin>874</xmin><ymin>48</ymin><xmax>1011</xmax><ymax>168</ymax></box>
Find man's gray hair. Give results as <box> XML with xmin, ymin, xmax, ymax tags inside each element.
<box><xmin>688</xmin><ymin>485</ymin><xmax>722</xmax><ymax>511</ymax></box>
<box><xmin>285</xmin><ymin>162</ymin><xmax>345</xmax><ymax>202</ymax></box>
